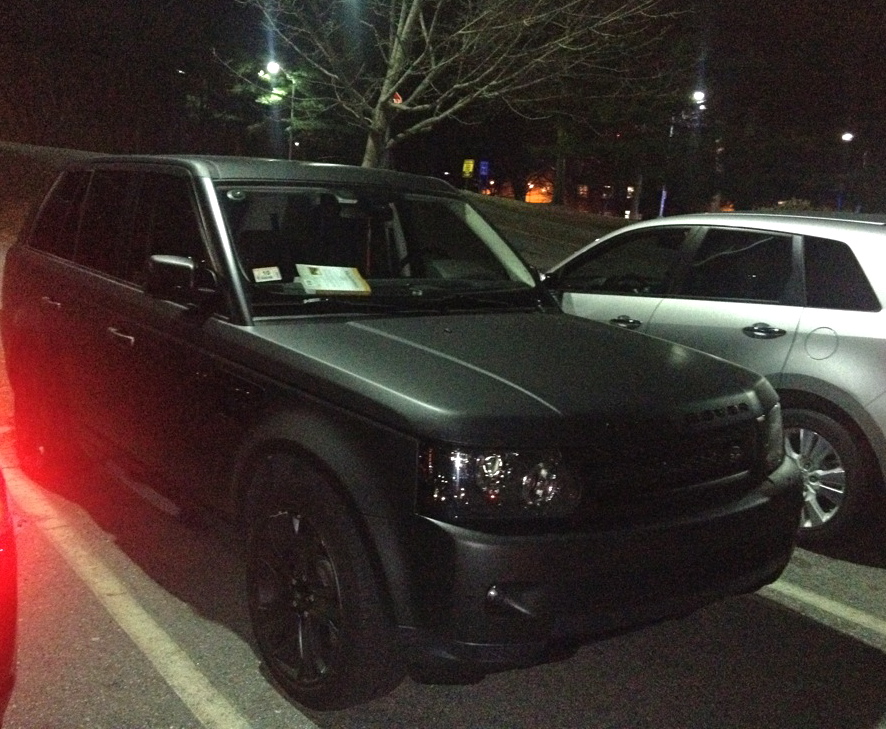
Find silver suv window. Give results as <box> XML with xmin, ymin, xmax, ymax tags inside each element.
<box><xmin>556</xmin><ymin>227</ymin><xmax>690</xmax><ymax>295</ymax></box>
<box><xmin>678</xmin><ymin>228</ymin><xmax>794</xmax><ymax>303</ymax></box>
<box><xmin>804</xmin><ymin>236</ymin><xmax>880</xmax><ymax>311</ymax></box>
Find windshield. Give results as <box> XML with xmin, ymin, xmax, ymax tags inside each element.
<box><xmin>216</xmin><ymin>185</ymin><xmax>538</xmax><ymax>315</ymax></box>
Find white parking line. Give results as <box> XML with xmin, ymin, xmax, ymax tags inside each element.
<box><xmin>761</xmin><ymin>579</ymin><xmax>886</xmax><ymax>647</ymax></box>
<box><xmin>2</xmin><ymin>467</ymin><xmax>279</xmax><ymax>729</ymax></box>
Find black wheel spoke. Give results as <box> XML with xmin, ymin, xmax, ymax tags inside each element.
<box><xmin>296</xmin><ymin>611</ymin><xmax>333</xmax><ymax>682</ymax></box>
<box><xmin>250</xmin><ymin>502</ymin><xmax>344</xmax><ymax>688</ymax></box>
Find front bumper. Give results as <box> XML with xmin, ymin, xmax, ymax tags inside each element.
<box><xmin>400</xmin><ymin>456</ymin><xmax>802</xmax><ymax>673</ymax></box>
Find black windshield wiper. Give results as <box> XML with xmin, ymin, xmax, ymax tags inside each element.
<box><xmin>252</xmin><ymin>283</ymin><xmax>543</xmax><ymax>314</ymax></box>
<box><xmin>294</xmin><ymin>296</ymin><xmax>403</xmax><ymax>312</ymax></box>
<box><xmin>415</xmin><ymin>287</ymin><xmax>543</xmax><ymax>311</ymax></box>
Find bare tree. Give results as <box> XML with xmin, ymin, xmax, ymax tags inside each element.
<box><xmin>244</xmin><ymin>0</ymin><xmax>681</xmax><ymax>167</ymax></box>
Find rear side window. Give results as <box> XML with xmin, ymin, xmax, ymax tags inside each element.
<box><xmin>30</xmin><ymin>171</ymin><xmax>90</xmax><ymax>259</ymax></box>
<box><xmin>804</xmin><ymin>236</ymin><xmax>880</xmax><ymax>311</ymax></box>
<box><xmin>679</xmin><ymin>228</ymin><xmax>794</xmax><ymax>303</ymax></box>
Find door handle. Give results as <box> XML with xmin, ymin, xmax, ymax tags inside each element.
<box><xmin>107</xmin><ymin>326</ymin><xmax>135</xmax><ymax>347</ymax></box>
<box><xmin>742</xmin><ymin>322</ymin><xmax>787</xmax><ymax>339</ymax></box>
<box><xmin>610</xmin><ymin>315</ymin><xmax>642</xmax><ymax>330</ymax></box>
<box><xmin>40</xmin><ymin>296</ymin><xmax>62</xmax><ymax>310</ymax></box>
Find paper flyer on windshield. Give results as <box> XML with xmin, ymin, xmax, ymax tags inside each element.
<box><xmin>296</xmin><ymin>264</ymin><xmax>371</xmax><ymax>295</ymax></box>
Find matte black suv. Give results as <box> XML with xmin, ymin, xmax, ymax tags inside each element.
<box><xmin>1</xmin><ymin>155</ymin><xmax>801</xmax><ymax>710</ymax></box>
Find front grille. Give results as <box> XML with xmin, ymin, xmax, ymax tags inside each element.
<box><xmin>577</xmin><ymin>420</ymin><xmax>759</xmax><ymax>524</ymax></box>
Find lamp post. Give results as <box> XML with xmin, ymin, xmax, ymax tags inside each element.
<box><xmin>837</xmin><ymin>131</ymin><xmax>854</xmax><ymax>211</ymax></box>
<box><xmin>658</xmin><ymin>90</ymin><xmax>707</xmax><ymax>217</ymax></box>
<box><xmin>264</xmin><ymin>61</ymin><xmax>295</xmax><ymax>160</ymax></box>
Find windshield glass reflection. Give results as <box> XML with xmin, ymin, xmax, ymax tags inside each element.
<box><xmin>217</xmin><ymin>186</ymin><xmax>537</xmax><ymax>314</ymax></box>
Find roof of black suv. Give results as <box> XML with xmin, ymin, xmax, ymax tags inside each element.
<box><xmin>67</xmin><ymin>154</ymin><xmax>457</xmax><ymax>194</ymax></box>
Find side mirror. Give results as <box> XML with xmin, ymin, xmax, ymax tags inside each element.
<box><xmin>144</xmin><ymin>254</ymin><xmax>195</xmax><ymax>299</ymax></box>
<box><xmin>144</xmin><ymin>255</ymin><xmax>218</xmax><ymax>304</ymax></box>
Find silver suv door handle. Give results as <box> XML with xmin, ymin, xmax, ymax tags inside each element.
<box><xmin>610</xmin><ymin>315</ymin><xmax>642</xmax><ymax>330</ymax></box>
<box><xmin>742</xmin><ymin>322</ymin><xmax>786</xmax><ymax>339</ymax></box>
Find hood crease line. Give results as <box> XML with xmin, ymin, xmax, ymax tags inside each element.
<box><xmin>348</xmin><ymin>321</ymin><xmax>563</xmax><ymax>415</ymax></box>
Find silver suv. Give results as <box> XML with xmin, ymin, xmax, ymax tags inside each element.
<box><xmin>547</xmin><ymin>212</ymin><xmax>886</xmax><ymax>544</ymax></box>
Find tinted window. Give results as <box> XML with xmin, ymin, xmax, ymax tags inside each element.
<box><xmin>679</xmin><ymin>228</ymin><xmax>793</xmax><ymax>302</ymax></box>
<box><xmin>558</xmin><ymin>227</ymin><xmax>690</xmax><ymax>295</ymax></box>
<box><xmin>804</xmin><ymin>236</ymin><xmax>880</xmax><ymax>311</ymax></box>
<box><xmin>75</xmin><ymin>170</ymin><xmax>135</xmax><ymax>276</ymax></box>
<box><xmin>126</xmin><ymin>174</ymin><xmax>204</xmax><ymax>284</ymax></box>
<box><xmin>30</xmin><ymin>171</ymin><xmax>90</xmax><ymax>259</ymax></box>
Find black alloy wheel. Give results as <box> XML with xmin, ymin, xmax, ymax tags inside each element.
<box><xmin>245</xmin><ymin>452</ymin><xmax>404</xmax><ymax>710</ymax></box>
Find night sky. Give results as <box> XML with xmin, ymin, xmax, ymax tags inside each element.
<box><xmin>1</xmin><ymin>1</ymin><xmax>884</xmax><ymax>171</ymax></box>
<box><xmin>705</xmin><ymin>0</ymin><xmax>886</xmax><ymax>141</ymax></box>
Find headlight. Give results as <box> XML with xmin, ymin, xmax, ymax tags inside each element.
<box><xmin>417</xmin><ymin>445</ymin><xmax>581</xmax><ymax>522</ymax></box>
<box><xmin>758</xmin><ymin>402</ymin><xmax>785</xmax><ymax>473</ymax></box>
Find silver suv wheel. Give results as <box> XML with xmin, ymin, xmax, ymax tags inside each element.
<box><xmin>783</xmin><ymin>408</ymin><xmax>867</xmax><ymax>544</ymax></box>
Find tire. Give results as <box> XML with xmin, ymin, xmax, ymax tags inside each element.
<box><xmin>783</xmin><ymin>408</ymin><xmax>869</xmax><ymax>545</ymax></box>
<box><xmin>245</xmin><ymin>452</ymin><xmax>405</xmax><ymax>710</ymax></box>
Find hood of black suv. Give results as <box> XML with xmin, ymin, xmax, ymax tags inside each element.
<box><xmin>242</xmin><ymin>310</ymin><xmax>773</xmax><ymax>445</ymax></box>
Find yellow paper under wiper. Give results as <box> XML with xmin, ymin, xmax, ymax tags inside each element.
<box><xmin>295</xmin><ymin>264</ymin><xmax>371</xmax><ymax>295</ymax></box>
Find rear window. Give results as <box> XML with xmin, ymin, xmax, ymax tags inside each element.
<box><xmin>804</xmin><ymin>236</ymin><xmax>880</xmax><ymax>311</ymax></box>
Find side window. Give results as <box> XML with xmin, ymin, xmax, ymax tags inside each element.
<box><xmin>804</xmin><ymin>236</ymin><xmax>880</xmax><ymax>311</ymax></box>
<box><xmin>30</xmin><ymin>171</ymin><xmax>90</xmax><ymax>259</ymax></box>
<box><xmin>679</xmin><ymin>228</ymin><xmax>793</xmax><ymax>302</ymax></box>
<box><xmin>126</xmin><ymin>173</ymin><xmax>205</xmax><ymax>284</ymax></box>
<box><xmin>75</xmin><ymin>170</ymin><xmax>135</xmax><ymax>277</ymax></box>
<box><xmin>557</xmin><ymin>227</ymin><xmax>690</xmax><ymax>295</ymax></box>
